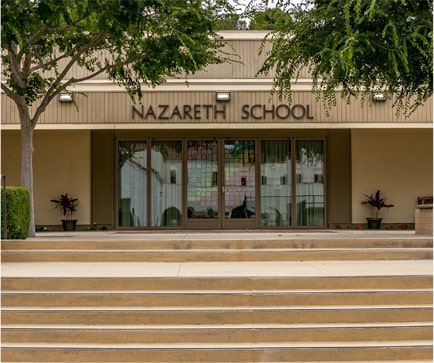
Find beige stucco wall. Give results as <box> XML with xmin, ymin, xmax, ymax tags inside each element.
<box><xmin>1</xmin><ymin>130</ymin><xmax>91</xmax><ymax>226</ymax></box>
<box><xmin>351</xmin><ymin>129</ymin><xmax>433</xmax><ymax>224</ymax></box>
<box><xmin>1</xmin><ymin>131</ymin><xmax>21</xmax><ymax>186</ymax></box>
<box><xmin>3</xmin><ymin>128</ymin><xmax>431</xmax><ymax>228</ymax></box>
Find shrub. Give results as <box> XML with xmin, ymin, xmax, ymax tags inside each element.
<box><xmin>1</xmin><ymin>187</ymin><xmax>30</xmax><ymax>239</ymax></box>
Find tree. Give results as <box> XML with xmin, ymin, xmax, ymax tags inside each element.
<box><xmin>258</xmin><ymin>0</ymin><xmax>433</xmax><ymax>114</ymax></box>
<box><xmin>249</xmin><ymin>8</ymin><xmax>290</xmax><ymax>30</ymax></box>
<box><xmin>213</xmin><ymin>13</ymin><xmax>249</xmax><ymax>30</ymax></box>
<box><xmin>212</xmin><ymin>0</ymin><xmax>248</xmax><ymax>30</ymax></box>
<box><xmin>1</xmin><ymin>0</ymin><xmax>233</xmax><ymax>236</ymax></box>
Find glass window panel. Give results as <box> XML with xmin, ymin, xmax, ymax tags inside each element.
<box><xmin>260</xmin><ymin>140</ymin><xmax>291</xmax><ymax>226</ymax></box>
<box><xmin>151</xmin><ymin>141</ymin><xmax>183</xmax><ymax>227</ymax></box>
<box><xmin>118</xmin><ymin>141</ymin><xmax>147</xmax><ymax>227</ymax></box>
<box><xmin>187</xmin><ymin>140</ymin><xmax>218</xmax><ymax>219</ymax></box>
<box><xmin>295</xmin><ymin>140</ymin><xmax>325</xmax><ymax>226</ymax></box>
<box><xmin>224</xmin><ymin>140</ymin><xmax>256</xmax><ymax>219</ymax></box>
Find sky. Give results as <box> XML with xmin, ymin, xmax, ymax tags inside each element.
<box><xmin>233</xmin><ymin>0</ymin><xmax>307</xmax><ymax>16</ymax></box>
<box><xmin>236</xmin><ymin>0</ymin><xmax>304</xmax><ymax>9</ymax></box>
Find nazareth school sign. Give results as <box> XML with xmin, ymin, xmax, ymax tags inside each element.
<box><xmin>132</xmin><ymin>103</ymin><xmax>314</xmax><ymax>121</ymax></box>
<box><xmin>241</xmin><ymin>104</ymin><xmax>314</xmax><ymax>120</ymax></box>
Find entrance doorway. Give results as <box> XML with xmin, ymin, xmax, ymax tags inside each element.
<box><xmin>186</xmin><ymin>140</ymin><xmax>256</xmax><ymax>229</ymax></box>
<box><xmin>117</xmin><ymin>138</ymin><xmax>325</xmax><ymax>229</ymax></box>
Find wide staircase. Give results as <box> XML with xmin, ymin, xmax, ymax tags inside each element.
<box><xmin>1</xmin><ymin>232</ymin><xmax>433</xmax><ymax>362</ymax></box>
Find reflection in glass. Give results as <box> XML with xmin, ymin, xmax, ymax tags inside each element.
<box><xmin>151</xmin><ymin>141</ymin><xmax>182</xmax><ymax>227</ymax></box>
<box><xmin>260</xmin><ymin>140</ymin><xmax>291</xmax><ymax>226</ymax></box>
<box><xmin>118</xmin><ymin>141</ymin><xmax>147</xmax><ymax>227</ymax></box>
<box><xmin>224</xmin><ymin>140</ymin><xmax>255</xmax><ymax>219</ymax></box>
<box><xmin>187</xmin><ymin>140</ymin><xmax>218</xmax><ymax>219</ymax></box>
<box><xmin>295</xmin><ymin>140</ymin><xmax>325</xmax><ymax>226</ymax></box>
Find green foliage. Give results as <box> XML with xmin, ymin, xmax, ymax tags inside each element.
<box><xmin>258</xmin><ymin>0</ymin><xmax>433</xmax><ymax>116</ymax></box>
<box><xmin>213</xmin><ymin>13</ymin><xmax>248</xmax><ymax>30</ymax></box>
<box><xmin>249</xmin><ymin>8</ymin><xmax>290</xmax><ymax>30</ymax></box>
<box><xmin>1</xmin><ymin>187</ymin><xmax>31</xmax><ymax>239</ymax></box>
<box><xmin>1</xmin><ymin>0</ymin><xmax>232</xmax><ymax>107</ymax></box>
<box><xmin>1</xmin><ymin>0</ymin><xmax>236</xmax><ymax>236</ymax></box>
<box><xmin>211</xmin><ymin>0</ymin><xmax>247</xmax><ymax>30</ymax></box>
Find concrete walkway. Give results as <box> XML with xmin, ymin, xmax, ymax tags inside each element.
<box><xmin>2</xmin><ymin>260</ymin><xmax>432</xmax><ymax>278</ymax></box>
<box><xmin>2</xmin><ymin>230</ymin><xmax>432</xmax><ymax>279</ymax></box>
<box><xmin>17</xmin><ymin>229</ymin><xmax>432</xmax><ymax>241</ymax></box>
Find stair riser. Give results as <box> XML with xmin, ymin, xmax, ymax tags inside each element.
<box><xmin>2</xmin><ymin>249</ymin><xmax>432</xmax><ymax>262</ymax></box>
<box><xmin>3</xmin><ymin>309</ymin><xmax>432</xmax><ymax>325</ymax></box>
<box><xmin>2</xmin><ymin>238</ymin><xmax>432</xmax><ymax>250</ymax></box>
<box><xmin>2</xmin><ymin>236</ymin><xmax>432</xmax><ymax>363</ymax></box>
<box><xmin>3</xmin><ymin>291</ymin><xmax>432</xmax><ymax>308</ymax></box>
<box><xmin>2</xmin><ymin>326</ymin><xmax>432</xmax><ymax>344</ymax></box>
<box><xmin>2</xmin><ymin>346</ymin><xmax>433</xmax><ymax>362</ymax></box>
<box><xmin>3</xmin><ymin>276</ymin><xmax>432</xmax><ymax>291</ymax></box>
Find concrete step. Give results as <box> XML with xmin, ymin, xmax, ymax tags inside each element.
<box><xmin>3</xmin><ymin>275</ymin><xmax>432</xmax><ymax>291</ymax></box>
<box><xmin>2</xmin><ymin>324</ymin><xmax>432</xmax><ymax>344</ymax></box>
<box><xmin>3</xmin><ymin>306</ymin><xmax>432</xmax><ymax>325</ymax></box>
<box><xmin>2</xmin><ymin>342</ymin><xmax>433</xmax><ymax>362</ymax></box>
<box><xmin>2</xmin><ymin>248</ymin><xmax>432</xmax><ymax>262</ymax></box>
<box><xmin>2</xmin><ymin>234</ymin><xmax>432</xmax><ymax>362</ymax></box>
<box><xmin>2</xmin><ymin>237</ymin><xmax>432</xmax><ymax>250</ymax></box>
<box><xmin>2</xmin><ymin>290</ymin><xmax>432</xmax><ymax>308</ymax></box>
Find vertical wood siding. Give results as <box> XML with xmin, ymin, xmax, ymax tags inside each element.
<box><xmin>2</xmin><ymin>33</ymin><xmax>431</xmax><ymax>126</ymax></box>
<box><xmin>2</xmin><ymin>92</ymin><xmax>432</xmax><ymax>125</ymax></box>
<box><xmin>36</xmin><ymin>36</ymin><xmax>293</xmax><ymax>81</ymax></box>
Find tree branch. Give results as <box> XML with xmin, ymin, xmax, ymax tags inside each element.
<box><xmin>31</xmin><ymin>30</ymin><xmax>110</xmax><ymax>125</ymax></box>
<box><xmin>23</xmin><ymin>52</ymin><xmax>32</xmax><ymax>76</ymax></box>
<box><xmin>65</xmin><ymin>67</ymin><xmax>109</xmax><ymax>85</ymax></box>
<box><xmin>20</xmin><ymin>16</ymin><xmax>87</xmax><ymax>61</ymax></box>
<box><xmin>1</xmin><ymin>82</ymin><xmax>15</xmax><ymax>100</ymax></box>
<box><xmin>25</xmin><ymin>27</ymin><xmax>50</xmax><ymax>48</ymax></box>
<box><xmin>6</xmin><ymin>43</ymin><xmax>26</xmax><ymax>89</ymax></box>
<box><xmin>30</xmin><ymin>49</ymin><xmax>77</xmax><ymax>73</ymax></box>
<box><xmin>33</xmin><ymin>29</ymin><xmax>110</xmax><ymax>73</ymax></box>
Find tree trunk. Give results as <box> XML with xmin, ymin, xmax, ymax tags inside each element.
<box><xmin>19</xmin><ymin>110</ymin><xmax>36</xmax><ymax>237</ymax></box>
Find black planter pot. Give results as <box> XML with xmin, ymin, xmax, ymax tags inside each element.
<box><xmin>366</xmin><ymin>217</ymin><xmax>382</xmax><ymax>230</ymax></box>
<box><xmin>61</xmin><ymin>219</ymin><xmax>77</xmax><ymax>231</ymax></box>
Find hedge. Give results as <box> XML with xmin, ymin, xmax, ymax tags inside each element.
<box><xmin>1</xmin><ymin>187</ymin><xmax>30</xmax><ymax>239</ymax></box>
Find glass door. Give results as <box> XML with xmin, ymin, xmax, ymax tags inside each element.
<box><xmin>295</xmin><ymin>140</ymin><xmax>325</xmax><ymax>226</ymax></box>
<box><xmin>117</xmin><ymin>138</ymin><xmax>325</xmax><ymax>230</ymax></box>
<box><xmin>222</xmin><ymin>140</ymin><xmax>256</xmax><ymax>228</ymax></box>
<box><xmin>186</xmin><ymin>139</ymin><xmax>257</xmax><ymax>229</ymax></box>
<box><xmin>118</xmin><ymin>141</ymin><xmax>147</xmax><ymax>227</ymax></box>
<box><xmin>150</xmin><ymin>140</ymin><xmax>183</xmax><ymax>228</ymax></box>
<box><xmin>260</xmin><ymin>140</ymin><xmax>292</xmax><ymax>227</ymax></box>
<box><xmin>186</xmin><ymin>140</ymin><xmax>220</xmax><ymax>229</ymax></box>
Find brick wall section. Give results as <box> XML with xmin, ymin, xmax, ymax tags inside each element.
<box><xmin>415</xmin><ymin>206</ymin><xmax>433</xmax><ymax>235</ymax></box>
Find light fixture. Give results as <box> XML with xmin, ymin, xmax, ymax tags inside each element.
<box><xmin>371</xmin><ymin>92</ymin><xmax>387</xmax><ymax>102</ymax></box>
<box><xmin>59</xmin><ymin>91</ymin><xmax>73</xmax><ymax>102</ymax></box>
<box><xmin>216</xmin><ymin>91</ymin><xmax>230</xmax><ymax>102</ymax></box>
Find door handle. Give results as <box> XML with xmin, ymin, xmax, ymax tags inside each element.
<box><xmin>222</xmin><ymin>186</ymin><xmax>225</xmax><ymax>194</ymax></box>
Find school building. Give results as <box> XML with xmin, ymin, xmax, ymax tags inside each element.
<box><xmin>1</xmin><ymin>31</ymin><xmax>432</xmax><ymax>231</ymax></box>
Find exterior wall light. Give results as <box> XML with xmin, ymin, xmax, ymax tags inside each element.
<box><xmin>59</xmin><ymin>91</ymin><xmax>73</xmax><ymax>102</ymax></box>
<box><xmin>371</xmin><ymin>92</ymin><xmax>387</xmax><ymax>102</ymax></box>
<box><xmin>216</xmin><ymin>91</ymin><xmax>230</xmax><ymax>102</ymax></box>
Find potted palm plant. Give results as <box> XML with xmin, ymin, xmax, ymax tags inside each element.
<box><xmin>361</xmin><ymin>190</ymin><xmax>394</xmax><ymax>229</ymax></box>
<box><xmin>51</xmin><ymin>193</ymin><xmax>79</xmax><ymax>231</ymax></box>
